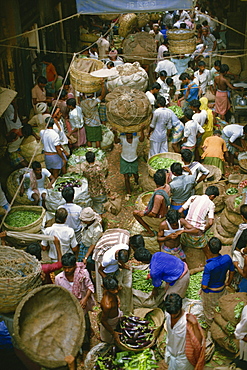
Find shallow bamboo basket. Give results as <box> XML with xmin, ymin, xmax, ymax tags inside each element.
<box><xmin>135</xmin><ymin>191</ymin><xmax>153</xmax><ymax>211</ymax></box>
<box><xmin>167</xmin><ymin>29</ymin><xmax>195</xmax><ymax>40</ymax></box>
<box><xmin>147</xmin><ymin>152</ymin><xmax>182</xmax><ymax>177</ymax></box>
<box><xmin>70</xmin><ymin>58</ymin><xmax>104</xmax><ymax>93</ymax></box>
<box><xmin>3</xmin><ymin>205</ymin><xmax>45</xmax><ymax>234</ymax></box>
<box><xmin>169</xmin><ymin>38</ymin><xmax>196</xmax><ymax>54</ymax></box>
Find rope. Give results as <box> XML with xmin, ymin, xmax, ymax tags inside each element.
<box><xmin>0</xmin><ymin>13</ymin><xmax>82</xmax><ymax>43</ymax></box>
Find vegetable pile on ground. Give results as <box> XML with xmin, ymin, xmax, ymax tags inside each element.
<box><xmin>5</xmin><ymin>210</ymin><xmax>40</xmax><ymax>227</ymax></box>
<box><xmin>226</xmin><ymin>187</ymin><xmax>238</xmax><ymax>195</ymax></box>
<box><xmin>149</xmin><ymin>157</ymin><xmax>177</xmax><ymax>171</ymax></box>
<box><xmin>132</xmin><ymin>270</ymin><xmax>153</xmax><ymax>293</ymax></box>
<box><xmin>185</xmin><ymin>271</ymin><xmax>203</xmax><ymax>300</ymax></box>
<box><xmin>168</xmin><ymin>105</ymin><xmax>184</xmax><ymax>118</ymax></box>
<box><xmin>234</xmin><ymin>195</ymin><xmax>243</xmax><ymax>208</ymax></box>
<box><xmin>68</xmin><ymin>147</ymin><xmax>106</xmax><ymax>167</ymax></box>
<box><xmin>53</xmin><ymin>174</ymin><xmax>84</xmax><ymax>192</ymax></box>
<box><xmin>119</xmin><ymin>315</ymin><xmax>154</xmax><ymax>349</ymax></box>
<box><xmin>95</xmin><ymin>346</ymin><xmax>157</xmax><ymax>370</ymax></box>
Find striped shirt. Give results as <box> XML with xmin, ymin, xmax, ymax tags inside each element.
<box><xmin>183</xmin><ymin>194</ymin><xmax>215</xmax><ymax>231</ymax></box>
<box><xmin>92</xmin><ymin>228</ymin><xmax>130</xmax><ymax>263</ymax></box>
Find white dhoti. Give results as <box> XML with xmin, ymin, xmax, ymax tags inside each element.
<box><xmin>149</xmin><ymin>140</ymin><xmax>168</xmax><ymax>158</ymax></box>
<box><xmin>166</xmin><ymin>351</ymin><xmax>194</xmax><ymax>370</ymax></box>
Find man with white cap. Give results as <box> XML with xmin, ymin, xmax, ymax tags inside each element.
<box><xmin>78</xmin><ymin>207</ymin><xmax>103</xmax><ymax>272</ymax></box>
<box><xmin>28</xmin><ymin>102</ymin><xmax>51</xmax><ymax>132</ymax></box>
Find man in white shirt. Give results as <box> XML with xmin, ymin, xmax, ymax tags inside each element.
<box><xmin>157</xmin><ymin>40</ymin><xmax>169</xmax><ymax>61</ymax></box>
<box><xmin>145</xmin><ymin>83</ymin><xmax>161</xmax><ymax>111</ymax></box>
<box><xmin>222</xmin><ymin>124</ymin><xmax>247</xmax><ymax>165</ymax></box>
<box><xmin>156</xmin><ymin>71</ymin><xmax>169</xmax><ymax>103</ymax></box>
<box><xmin>98</xmin><ymin>244</ymin><xmax>129</xmax><ymax>277</ymax></box>
<box><xmin>181</xmin><ymin>107</ymin><xmax>204</xmax><ymax>154</ymax></box>
<box><xmin>58</xmin><ymin>186</ymin><xmax>82</xmax><ymax>244</ymax></box>
<box><xmin>190</xmin><ymin>99</ymin><xmax>208</xmax><ymax>127</ymax></box>
<box><xmin>155</xmin><ymin>52</ymin><xmax>177</xmax><ymax>78</ymax></box>
<box><xmin>194</xmin><ymin>61</ymin><xmax>211</xmax><ymax>96</ymax></box>
<box><xmin>148</xmin><ymin>96</ymin><xmax>172</xmax><ymax>157</ymax></box>
<box><xmin>42</xmin><ymin>208</ymin><xmax>79</xmax><ymax>261</ymax></box>
<box><xmin>3</xmin><ymin>100</ymin><xmax>22</xmax><ymax>133</ymax></box>
<box><xmin>40</xmin><ymin>117</ymin><xmax>67</xmax><ymax>179</ymax></box>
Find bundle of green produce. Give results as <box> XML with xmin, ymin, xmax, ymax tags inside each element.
<box><xmin>185</xmin><ymin>271</ymin><xmax>203</xmax><ymax>300</ymax></box>
<box><xmin>95</xmin><ymin>347</ymin><xmax>157</xmax><ymax>370</ymax></box>
<box><xmin>5</xmin><ymin>210</ymin><xmax>40</xmax><ymax>227</ymax></box>
<box><xmin>226</xmin><ymin>187</ymin><xmax>238</xmax><ymax>195</ymax></box>
<box><xmin>149</xmin><ymin>157</ymin><xmax>177</xmax><ymax>171</ymax></box>
<box><xmin>235</xmin><ymin>195</ymin><xmax>243</xmax><ymax>207</ymax></box>
<box><xmin>168</xmin><ymin>105</ymin><xmax>184</xmax><ymax>118</ymax></box>
<box><xmin>132</xmin><ymin>269</ymin><xmax>153</xmax><ymax>293</ymax></box>
<box><xmin>53</xmin><ymin>174</ymin><xmax>84</xmax><ymax>192</ymax></box>
<box><xmin>67</xmin><ymin>147</ymin><xmax>106</xmax><ymax>167</ymax></box>
<box><xmin>119</xmin><ymin>315</ymin><xmax>154</xmax><ymax>349</ymax></box>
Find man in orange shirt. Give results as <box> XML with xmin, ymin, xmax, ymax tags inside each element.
<box><xmin>41</xmin><ymin>55</ymin><xmax>58</xmax><ymax>96</ymax></box>
<box><xmin>201</xmin><ymin>130</ymin><xmax>227</xmax><ymax>174</ymax></box>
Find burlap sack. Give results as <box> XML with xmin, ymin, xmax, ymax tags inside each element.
<box><xmin>132</xmin><ymin>265</ymin><xmax>165</xmax><ymax>308</ymax></box>
<box><xmin>216</xmin><ymin>219</ymin><xmax>236</xmax><ymax>239</ymax></box>
<box><xmin>183</xmin><ymin>246</ymin><xmax>206</xmax><ymax>270</ymax></box>
<box><xmin>214</xmin><ymin>312</ymin><xmax>235</xmax><ymax>336</ymax></box>
<box><xmin>104</xmin><ymin>193</ymin><xmax>122</xmax><ymax>215</ymax></box>
<box><xmin>220</xmin><ymin>210</ymin><xmax>239</xmax><ymax>235</ymax></box>
<box><xmin>212</xmin><ymin>223</ymin><xmax>234</xmax><ymax>246</ymax></box>
<box><xmin>218</xmin><ymin>292</ymin><xmax>247</xmax><ymax>325</ymax></box>
<box><xmin>122</xmin><ymin>32</ymin><xmax>157</xmax><ymax>65</ymax></box>
<box><xmin>213</xmin><ymin>194</ymin><xmax>225</xmax><ymax>213</ymax></box>
<box><xmin>224</xmin><ymin>208</ymin><xmax>243</xmax><ymax>226</ymax></box>
<box><xmin>211</xmin><ymin>321</ymin><xmax>239</xmax><ymax>353</ymax></box>
<box><xmin>20</xmin><ymin>136</ymin><xmax>44</xmax><ymax>163</ymax></box>
<box><xmin>225</xmin><ymin>194</ymin><xmax>245</xmax><ymax>214</ymax></box>
<box><xmin>106</xmin><ymin>86</ymin><xmax>152</xmax><ymax>133</ymax></box>
<box><xmin>117</xmin><ymin>268</ymin><xmax>133</xmax><ymax>315</ymax></box>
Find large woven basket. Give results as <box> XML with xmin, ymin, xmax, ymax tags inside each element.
<box><xmin>0</xmin><ymin>246</ymin><xmax>42</xmax><ymax>313</ymax></box>
<box><xmin>3</xmin><ymin>205</ymin><xmax>46</xmax><ymax>234</ymax></box>
<box><xmin>117</xmin><ymin>308</ymin><xmax>164</xmax><ymax>352</ymax></box>
<box><xmin>79</xmin><ymin>33</ymin><xmax>99</xmax><ymax>43</ymax></box>
<box><xmin>118</xmin><ymin>13</ymin><xmax>137</xmax><ymax>38</ymax></box>
<box><xmin>147</xmin><ymin>152</ymin><xmax>182</xmax><ymax>177</ymax></box>
<box><xmin>70</xmin><ymin>58</ymin><xmax>104</xmax><ymax>93</ymax></box>
<box><xmin>167</xmin><ymin>29</ymin><xmax>195</xmax><ymax>40</ymax></box>
<box><xmin>123</xmin><ymin>32</ymin><xmax>157</xmax><ymax>65</ymax></box>
<box><xmin>13</xmin><ymin>285</ymin><xmax>85</xmax><ymax>368</ymax></box>
<box><xmin>169</xmin><ymin>38</ymin><xmax>196</xmax><ymax>55</ymax></box>
<box><xmin>7</xmin><ymin>169</ymin><xmax>33</xmax><ymax>205</ymax></box>
<box><xmin>135</xmin><ymin>191</ymin><xmax>153</xmax><ymax>211</ymax></box>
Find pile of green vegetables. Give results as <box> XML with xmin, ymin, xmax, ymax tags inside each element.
<box><xmin>5</xmin><ymin>210</ymin><xmax>40</xmax><ymax>227</ymax></box>
<box><xmin>119</xmin><ymin>315</ymin><xmax>155</xmax><ymax>349</ymax></box>
<box><xmin>132</xmin><ymin>269</ymin><xmax>153</xmax><ymax>293</ymax></box>
<box><xmin>185</xmin><ymin>271</ymin><xmax>203</xmax><ymax>300</ymax></box>
<box><xmin>68</xmin><ymin>147</ymin><xmax>106</xmax><ymax>166</ymax></box>
<box><xmin>149</xmin><ymin>157</ymin><xmax>177</xmax><ymax>170</ymax></box>
<box><xmin>96</xmin><ymin>346</ymin><xmax>157</xmax><ymax>369</ymax></box>
<box><xmin>54</xmin><ymin>174</ymin><xmax>83</xmax><ymax>192</ymax></box>
<box><xmin>234</xmin><ymin>195</ymin><xmax>243</xmax><ymax>208</ymax></box>
<box><xmin>168</xmin><ymin>105</ymin><xmax>184</xmax><ymax>118</ymax></box>
<box><xmin>234</xmin><ymin>301</ymin><xmax>245</xmax><ymax>320</ymax></box>
<box><xmin>226</xmin><ymin>187</ymin><xmax>238</xmax><ymax>195</ymax></box>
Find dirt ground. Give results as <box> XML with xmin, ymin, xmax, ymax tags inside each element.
<box><xmin>76</xmin><ymin>143</ymin><xmax>240</xmax><ymax>370</ymax></box>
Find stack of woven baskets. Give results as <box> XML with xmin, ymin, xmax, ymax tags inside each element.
<box><xmin>167</xmin><ymin>29</ymin><xmax>196</xmax><ymax>55</ymax></box>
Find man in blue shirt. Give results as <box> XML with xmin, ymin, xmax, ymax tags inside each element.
<box><xmin>201</xmin><ymin>237</ymin><xmax>235</xmax><ymax>325</ymax></box>
<box><xmin>178</xmin><ymin>72</ymin><xmax>199</xmax><ymax>110</ymax></box>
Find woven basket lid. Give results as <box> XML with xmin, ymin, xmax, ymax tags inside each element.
<box><xmin>0</xmin><ymin>87</ymin><xmax>17</xmax><ymax>117</ymax></box>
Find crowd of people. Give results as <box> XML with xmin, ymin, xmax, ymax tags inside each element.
<box><xmin>1</xmin><ymin>2</ymin><xmax>247</xmax><ymax>370</ymax></box>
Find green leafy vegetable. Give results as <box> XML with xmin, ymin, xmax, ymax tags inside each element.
<box><xmin>234</xmin><ymin>195</ymin><xmax>243</xmax><ymax>208</ymax></box>
<box><xmin>68</xmin><ymin>147</ymin><xmax>106</xmax><ymax>166</ymax></box>
<box><xmin>132</xmin><ymin>269</ymin><xmax>153</xmax><ymax>293</ymax></box>
<box><xmin>168</xmin><ymin>105</ymin><xmax>184</xmax><ymax>118</ymax></box>
<box><xmin>234</xmin><ymin>301</ymin><xmax>245</xmax><ymax>320</ymax></box>
<box><xmin>185</xmin><ymin>271</ymin><xmax>203</xmax><ymax>300</ymax></box>
<box><xmin>149</xmin><ymin>157</ymin><xmax>178</xmax><ymax>170</ymax></box>
<box><xmin>5</xmin><ymin>210</ymin><xmax>40</xmax><ymax>227</ymax></box>
<box><xmin>226</xmin><ymin>187</ymin><xmax>238</xmax><ymax>195</ymax></box>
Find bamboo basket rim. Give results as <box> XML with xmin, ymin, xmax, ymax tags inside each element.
<box><xmin>136</xmin><ymin>191</ymin><xmax>153</xmax><ymax>211</ymax></box>
<box><xmin>107</xmin><ymin>116</ymin><xmax>151</xmax><ymax>133</ymax></box>
<box><xmin>169</xmin><ymin>37</ymin><xmax>196</xmax><ymax>45</ymax></box>
<box><xmin>3</xmin><ymin>205</ymin><xmax>45</xmax><ymax>232</ymax></box>
<box><xmin>147</xmin><ymin>152</ymin><xmax>182</xmax><ymax>177</ymax></box>
<box><xmin>167</xmin><ymin>29</ymin><xmax>195</xmax><ymax>40</ymax></box>
<box><xmin>13</xmin><ymin>285</ymin><xmax>85</xmax><ymax>368</ymax></box>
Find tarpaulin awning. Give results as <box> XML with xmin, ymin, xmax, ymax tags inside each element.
<box><xmin>76</xmin><ymin>0</ymin><xmax>193</xmax><ymax>14</ymax></box>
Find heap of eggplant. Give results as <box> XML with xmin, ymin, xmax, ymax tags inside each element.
<box><xmin>119</xmin><ymin>315</ymin><xmax>154</xmax><ymax>349</ymax></box>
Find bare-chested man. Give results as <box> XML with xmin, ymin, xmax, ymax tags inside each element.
<box><xmin>158</xmin><ymin>209</ymin><xmax>198</xmax><ymax>261</ymax></box>
<box><xmin>100</xmin><ymin>276</ymin><xmax>122</xmax><ymax>344</ymax></box>
<box><xmin>214</xmin><ymin>64</ymin><xmax>243</xmax><ymax>120</ymax></box>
